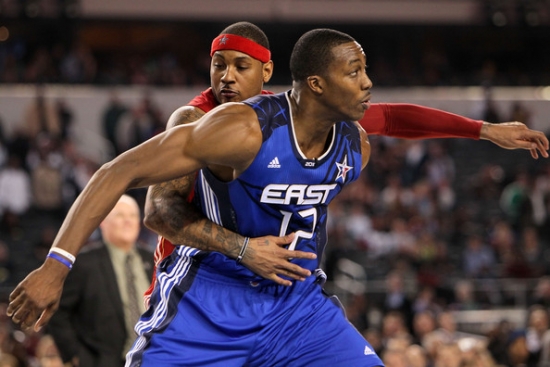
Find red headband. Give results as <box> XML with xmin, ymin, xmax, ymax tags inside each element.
<box><xmin>210</xmin><ymin>34</ymin><xmax>271</xmax><ymax>63</ymax></box>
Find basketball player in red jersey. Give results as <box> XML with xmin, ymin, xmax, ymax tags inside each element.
<box><xmin>143</xmin><ymin>22</ymin><xmax>540</xmax><ymax>304</ymax></box>
<box><xmin>142</xmin><ymin>22</ymin><xmax>278</xmax><ymax>303</ymax></box>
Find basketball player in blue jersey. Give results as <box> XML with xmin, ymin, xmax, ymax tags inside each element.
<box><xmin>7</xmin><ymin>29</ymin><xmax>549</xmax><ymax>366</ymax></box>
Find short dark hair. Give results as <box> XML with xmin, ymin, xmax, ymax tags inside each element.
<box><xmin>220</xmin><ymin>21</ymin><xmax>270</xmax><ymax>50</ymax></box>
<box><xmin>290</xmin><ymin>28</ymin><xmax>356</xmax><ymax>82</ymax></box>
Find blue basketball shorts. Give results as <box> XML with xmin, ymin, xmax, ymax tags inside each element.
<box><xmin>126</xmin><ymin>254</ymin><xmax>383</xmax><ymax>367</ymax></box>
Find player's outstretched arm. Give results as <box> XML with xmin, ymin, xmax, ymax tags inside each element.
<box><xmin>479</xmin><ymin>121</ymin><xmax>549</xmax><ymax>159</ymax></box>
<box><xmin>6</xmin><ymin>103</ymin><xmax>316</xmax><ymax>331</ymax></box>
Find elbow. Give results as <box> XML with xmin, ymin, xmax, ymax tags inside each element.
<box><xmin>143</xmin><ymin>207</ymin><xmax>162</xmax><ymax>234</ymax></box>
<box><xmin>93</xmin><ymin>159</ymin><xmax>136</xmax><ymax>192</ymax></box>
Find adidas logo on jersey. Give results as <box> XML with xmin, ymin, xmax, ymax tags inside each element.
<box><xmin>364</xmin><ymin>345</ymin><xmax>375</xmax><ymax>356</ymax></box>
<box><xmin>267</xmin><ymin>157</ymin><xmax>281</xmax><ymax>168</ymax></box>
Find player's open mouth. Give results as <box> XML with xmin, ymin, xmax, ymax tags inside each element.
<box><xmin>360</xmin><ymin>93</ymin><xmax>371</xmax><ymax>108</ymax></box>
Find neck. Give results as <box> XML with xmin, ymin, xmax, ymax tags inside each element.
<box><xmin>289</xmin><ymin>89</ymin><xmax>334</xmax><ymax>159</ymax></box>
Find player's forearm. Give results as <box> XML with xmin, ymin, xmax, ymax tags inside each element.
<box><xmin>362</xmin><ymin>103</ymin><xmax>483</xmax><ymax>139</ymax></box>
<box><xmin>144</xmin><ymin>179</ymin><xmax>245</xmax><ymax>258</ymax></box>
<box><xmin>168</xmin><ymin>218</ymin><xmax>244</xmax><ymax>258</ymax></box>
<box><xmin>51</xmin><ymin>164</ymin><xmax>130</xmax><ymax>263</ymax></box>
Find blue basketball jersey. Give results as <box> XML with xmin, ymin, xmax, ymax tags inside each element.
<box><xmin>190</xmin><ymin>90</ymin><xmax>363</xmax><ymax>280</ymax></box>
<box><xmin>128</xmin><ymin>91</ymin><xmax>384</xmax><ymax>367</ymax></box>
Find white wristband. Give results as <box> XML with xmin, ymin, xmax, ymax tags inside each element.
<box><xmin>50</xmin><ymin>247</ymin><xmax>76</xmax><ymax>264</ymax></box>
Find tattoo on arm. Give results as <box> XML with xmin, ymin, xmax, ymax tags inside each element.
<box><xmin>144</xmin><ymin>106</ymin><xmax>245</xmax><ymax>257</ymax></box>
<box><xmin>167</xmin><ymin>108</ymin><xmax>205</xmax><ymax>128</ymax></box>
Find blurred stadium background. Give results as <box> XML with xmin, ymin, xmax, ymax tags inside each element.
<box><xmin>2</xmin><ymin>1</ymin><xmax>550</xmax><ymax>366</ymax></box>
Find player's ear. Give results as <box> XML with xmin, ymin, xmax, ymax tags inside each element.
<box><xmin>307</xmin><ymin>75</ymin><xmax>323</xmax><ymax>95</ymax></box>
<box><xmin>262</xmin><ymin>60</ymin><xmax>274</xmax><ymax>83</ymax></box>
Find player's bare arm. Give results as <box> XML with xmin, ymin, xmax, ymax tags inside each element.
<box><xmin>144</xmin><ymin>105</ymin><xmax>207</xmax><ymax>238</ymax></box>
<box><xmin>6</xmin><ymin>103</ymin><xmax>259</xmax><ymax>330</ymax></box>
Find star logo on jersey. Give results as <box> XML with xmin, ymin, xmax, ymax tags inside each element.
<box><xmin>219</xmin><ymin>35</ymin><xmax>229</xmax><ymax>45</ymax></box>
<box><xmin>335</xmin><ymin>155</ymin><xmax>353</xmax><ymax>183</ymax></box>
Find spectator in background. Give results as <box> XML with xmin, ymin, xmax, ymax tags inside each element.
<box><xmin>113</xmin><ymin>91</ymin><xmax>163</xmax><ymax>154</ymax></box>
<box><xmin>480</xmin><ymin>86</ymin><xmax>501</xmax><ymax>123</ymax></box>
<box><xmin>401</xmin><ymin>140</ymin><xmax>428</xmax><ymax>187</ymax></box>
<box><xmin>462</xmin><ymin>232</ymin><xmax>496</xmax><ymax>278</ymax></box>
<box><xmin>518</xmin><ymin>226</ymin><xmax>547</xmax><ymax>278</ymax></box>
<box><xmin>507</xmin><ymin>304</ymin><xmax>549</xmax><ymax>367</ymax></box>
<box><xmin>33</xmin><ymin>334</ymin><xmax>63</xmax><ymax>367</ymax></box>
<box><xmin>23</xmin><ymin>85</ymin><xmax>61</xmax><ymax>142</ymax></box>
<box><xmin>55</xmin><ymin>98</ymin><xmax>73</xmax><ymax>143</ymax></box>
<box><xmin>381</xmin><ymin>311</ymin><xmax>412</xmax><ymax>352</ymax></box>
<box><xmin>58</xmin><ymin>140</ymin><xmax>98</xmax><ymax>214</ymax></box>
<box><xmin>530</xmin><ymin>277</ymin><xmax>550</xmax><ymax>308</ymax></box>
<box><xmin>488</xmin><ymin>219</ymin><xmax>517</xmax><ymax>266</ymax></box>
<box><xmin>5</xmin><ymin>128</ymin><xmax>31</xmax><ymax>172</ymax></box>
<box><xmin>101</xmin><ymin>91</ymin><xmax>128</xmax><ymax>157</ymax></box>
<box><xmin>24</xmin><ymin>47</ymin><xmax>57</xmax><ymax>84</ymax></box>
<box><xmin>509</xmin><ymin>102</ymin><xmax>532</xmax><ymax>128</ymax></box>
<box><xmin>383</xmin><ymin>271</ymin><xmax>414</xmax><ymax>330</ymax></box>
<box><xmin>450</xmin><ymin>279</ymin><xmax>480</xmax><ymax>311</ymax></box>
<box><xmin>59</xmin><ymin>42</ymin><xmax>97</xmax><ymax>84</ymax></box>
<box><xmin>425</xmin><ymin>141</ymin><xmax>455</xmax><ymax>189</ymax></box>
<box><xmin>382</xmin><ymin>348</ymin><xmax>408</xmax><ymax>367</ymax></box>
<box><xmin>47</xmin><ymin>195</ymin><xmax>154</xmax><ymax>367</ymax></box>
<box><xmin>0</xmin><ymin>154</ymin><xmax>31</xmax><ymax>220</ymax></box>
<box><xmin>380</xmin><ymin>174</ymin><xmax>414</xmax><ymax>212</ymax></box>
<box><xmin>129</xmin><ymin>91</ymin><xmax>163</xmax><ymax>148</ymax></box>
<box><xmin>345</xmin><ymin>293</ymin><xmax>370</xmax><ymax>333</ymax></box>
<box><xmin>411</xmin><ymin>310</ymin><xmax>438</xmax><ymax>348</ymax></box>
<box><xmin>405</xmin><ymin>344</ymin><xmax>430</xmax><ymax>367</ymax></box>
<box><xmin>424</xmin><ymin>311</ymin><xmax>477</xmax><ymax>359</ymax></box>
<box><xmin>412</xmin><ymin>286</ymin><xmax>442</xmax><ymax>315</ymax></box>
<box><xmin>487</xmin><ymin>319</ymin><xmax>514</xmax><ymax>367</ymax></box>
<box><xmin>500</xmin><ymin>170</ymin><xmax>534</xmax><ymax>230</ymax></box>
<box><xmin>28</xmin><ymin>136</ymin><xmax>64</xmax><ymax>221</ymax></box>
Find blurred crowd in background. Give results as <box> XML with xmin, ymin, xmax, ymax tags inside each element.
<box><xmin>2</xmin><ymin>14</ymin><xmax>550</xmax><ymax>367</ymax></box>
<box><xmin>1</xmin><ymin>19</ymin><xmax>550</xmax><ymax>87</ymax></box>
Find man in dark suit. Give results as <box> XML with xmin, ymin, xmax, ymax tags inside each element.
<box><xmin>48</xmin><ymin>194</ymin><xmax>154</xmax><ymax>367</ymax></box>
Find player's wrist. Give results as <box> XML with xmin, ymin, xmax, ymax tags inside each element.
<box><xmin>479</xmin><ymin>121</ymin><xmax>492</xmax><ymax>140</ymax></box>
<box><xmin>236</xmin><ymin>237</ymin><xmax>250</xmax><ymax>264</ymax></box>
<box><xmin>44</xmin><ymin>256</ymin><xmax>72</xmax><ymax>277</ymax></box>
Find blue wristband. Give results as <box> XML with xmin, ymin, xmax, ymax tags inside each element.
<box><xmin>47</xmin><ymin>252</ymin><xmax>73</xmax><ymax>270</ymax></box>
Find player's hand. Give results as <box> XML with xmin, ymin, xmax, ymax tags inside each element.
<box><xmin>480</xmin><ymin>121</ymin><xmax>549</xmax><ymax>159</ymax></box>
<box><xmin>240</xmin><ymin>233</ymin><xmax>317</xmax><ymax>286</ymax></box>
<box><xmin>6</xmin><ymin>260</ymin><xmax>68</xmax><ymax>332</ymax></box>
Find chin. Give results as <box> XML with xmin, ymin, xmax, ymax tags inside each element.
<box><xmin>348</xmin><ymin>111</ymin><xmax>365</xmax><ymax>121</ymax></box>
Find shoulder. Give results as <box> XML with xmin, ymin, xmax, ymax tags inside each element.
<box><xmin>205</xmin><ymin>102</ymin><xmax>258</xmax><ymax>125</ymax></box>
<box><xmin>167</xmin><ymin>106</ymin><xmax>206</xmax><ymax>129</ymax></box>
